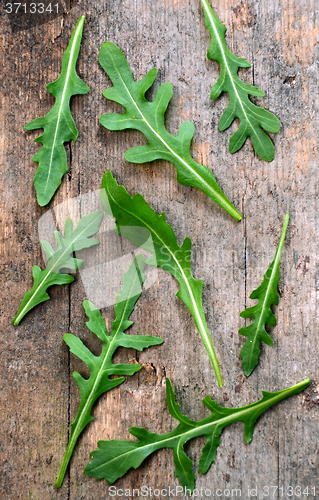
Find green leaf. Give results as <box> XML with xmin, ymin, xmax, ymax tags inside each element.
<box><xmin>25</xmin><ymin>15</ymin><xmax>90</xmax><ymax>206</ymax></box>
<box><xmin>56</xmin><ymin>255</ymin><xmax>163</xmax><ymax>488</ymax></box>
<box><xmin>98</xmin><ymin>41</ymin><xmax>242</xmax><ymax>221</ymax></box>
<box><xmin>239</xmin><ymin>214</ymin><xmax>289</xmax><ymax>376</ymax></box>
<box><xmin>84</xmin><ymin>377</ymin><xmax>310</xmax><ymax>491</ymax></box>
<box><xmin>101</xmin><ymin>170</ymin><xmax>223</xmax><ymax>387</ymax></box>
<box><xmin>201</xmin><ymin>0</ymin><xmax>280</xmax><ymax>161</ymax></box>
<box><xmin>12</xmin><ymin>211</ymin><xmax>103</xmax><ymax>325</ymax></box>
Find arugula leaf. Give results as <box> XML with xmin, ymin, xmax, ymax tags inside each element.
<box><xmin>25</xmin><ymin>15</ymin><xmax>90</xmax><ymax>206</ymax></box>
<box><xmin>201</xmin><ymin>0</ymin><xmax>280</xmax><ymax>161</ymax></box>
<box><xmin>85</xmin><ymin>377</ymin><xmax>310</xmax><ymax>491</ymax></box>
<box><xmin>101</xmin><ymin>170</ymin><xmax>223</xmax><ymax>386</ymax></box>
<box><xmin>98</xmin><ymin>41</ymin><xmax>242</xmax><ymax>221</ymax></box>
<box><xmin>239</xmin><ymin>214</ymin><xmax>289</xmax><ymax>376</ymax></box>
<box><xmin>12</xmin><ymin>211</ymin><xmax>103</xmax><ymax>325</ymax></box>
<box><xmin>56</xmin><ymin>255</ymin><xmax>163</xmax><ymax>487</ymax></box>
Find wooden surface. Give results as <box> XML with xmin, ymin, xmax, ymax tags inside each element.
<box><xmin>1</xmin><ymin>0</ymin><xmax>319</xmax><ymax>498</ymax></box>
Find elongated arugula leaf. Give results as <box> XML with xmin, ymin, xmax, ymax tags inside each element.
<box><xmin>12</xmin><ymin>211</ymin><xmax>103</xmax><ymax>325</ymax></box>
<box><xmin>25</xmin><ymin>15</ymin><xmax>90</xmax><ymax>206</ymax></box>
<box><xmin>201</xmin><ymin>0</ymin><xmax>280</xmax><ymax>161</ymax></box>
<box><xmin>85</xmin><ymin>377</ymin><xmax>310</xmax><ymax>491</ymax></box>
<box><xmin>98</xmin><ymin>42</ymin><xmax>242</xmax><ymax>221</ymax></box>
<box><xmin>101</xmin><ymin>169</ymin><xmax>223</xmax><ymax>386</ymax></box>
<box><xmin>56</xmin><ymin>255</ymin><xmax>163</xmax><ymax>487</ymax></box>
<box><xmin>239</xmin><ymin>214</ymin><xmax>289</xmax><ymax>376</ymax></box>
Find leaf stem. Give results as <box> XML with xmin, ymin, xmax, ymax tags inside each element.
<box><xmin>56</xmin><ymin>308</ymin><xmax>126</xmax><ymax>488</ymax></box>
<box><xmin>195</xmin><ymin>318</ymin><xmax>223</xmax><ymax>387</ymax></box>
<box><xmin>56</xmin><ymin>324</ymin><xmax>125</xmax><ymax>487</ymax></box>
<box><xmin>12</xmin><ymin>280</ymin><xmax>46</xmax><ymax>326</ymax></box>
<box><xmin>276</xmin><ymin>213</ymin><xmax>290</xmax><ymax>259</ymax></box>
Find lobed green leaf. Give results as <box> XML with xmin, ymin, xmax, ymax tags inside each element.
<box><xmin>98</xmin><ymin>41</ymin><xmax>242</xmax><ymax>221</ymax></box>
<box><xmin>239</xmin><ymin>214</ymin><xmax>290</xmax><ymax>376</ymax></box>
<box><xmin>56</xmin><ymin>255</ymin><xmax>163</xmax><ymax>488</ymax></box>
<box><xmin>85</xmin><ymin>377</ymin><xmax>310</xmax><ymax>491</ymax></box>
<box><xmin>201</xmin><ymin>0</ymin><xmax>280</xmax><ymax>161</ymax></box>
<box><xmin>25</xmin><ymin>15</ymin><xmax>90</xmax><ymax>206</ymax></box>
<box><xmin>101</xmin><ymin>170</ymin><xmax>223</xmax><ymax>386</ymax></box>
<box><xmin>12</xmin><ymin>210</ymin><xmax>103</xmax><ymax>325</ymax></box>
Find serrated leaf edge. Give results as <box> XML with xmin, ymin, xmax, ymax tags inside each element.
<box><xmin>56</xmin><ymin>256</ymin><xmax>163</xmax><ymax>487</ymax></box>
<box><xmin>239</xmin><ymin>213</ymin><xmax>290</xmax><ymax>375</ymax></box>
<box><xmin>201</xmin><ymin>0</ymin><xmax>280</xmax><ymax>161</ymax></box>
<box><xmin>102</xmin><ymin>170</ymin><xmax>223</xmax><ymax>387</ymax></box>
<box><xmin>85</xmin><ymin>377</ymin><xmax>310</xmax><ymax>491</ymax></box>
<box><xmin>12</xmin><ymin>210</ymin><xmax>103</xmax><ymax>325</ymax></box>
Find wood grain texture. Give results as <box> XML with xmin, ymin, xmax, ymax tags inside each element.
<box><xmin>0</xmin><ymin>0</ymin><xmax>318</xmax><ymax>498</ymax></box>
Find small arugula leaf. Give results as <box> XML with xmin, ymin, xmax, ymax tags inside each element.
<box><xmin>25</xmin><ymin>15</ymin><xmax>90</xmax><ymax>206</ymax></box>
<box><xmin>56</xmin><ymin>255</ymin><xmax>163</xmax><ymax>487</ymax></box>
<box><xmin>101</xmin><ymin>170</ymin><xmax>223</xmax><ymax>387</ymax></box>
<box><xmin>98</xmin><ymin>41</ymin><xmax>242</xmax><ymax>221</ymax></box>
<box><xmin>12</xmin><ymin>211</ymin><xmax>103</xmax><ymax>325</ymax></box>
<box><xmin>201</xmin><ymin>0</ymin><xmax>280</xmax><ymax>161</ymax></box>
<box><xmin>239</xmin><ymin>214</ymin><xmax>289</xmax><ymax>376</ymax></box>
<box><xmin>84</xmin><ymin>377</ymin><xmax>310</xmax><ymax>491</ymax></box>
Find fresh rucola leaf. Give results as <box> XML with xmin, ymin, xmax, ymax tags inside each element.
<box><xmin>98</xmin><ymin>41</ymin><xmax>242</xmax><ymax>221</ymax></box>
<box><xmin>201</xmin><ymin>0</ymin><xmax>280</xmax><ymax>162</ymax></box>
<box><xmin>85</xmin><ymin>377</ymin><xmax>310</xmax><ymax>491</ymax></box>
<box><xmin>56</xmin><ymin>255</ymin><xmax>163</xmax><ymax>487</ymax></box>
<box><xmin>239</xmin><ymin>214</ymin><xmax>289</xmax><ymax>376</ymax></box>
<box><xmin>12</xmin><ymin>211</ymin><xmax>103</xmax><ymax>325</ymax></box>
<box><xmin>25</xmin><ymin>15</ymin><xmax>90</xmax><ymax>206</ymax></box>
<box><xmin>101</xmin><ymin>169</ymin><xmax>223</xmax><ymax>387</ymax></box>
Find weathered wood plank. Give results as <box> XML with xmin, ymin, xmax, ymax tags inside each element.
<box><xmin>0</xmin><ymin>11</ymin><xmax>73</xmax><ymax>500</ymax></box>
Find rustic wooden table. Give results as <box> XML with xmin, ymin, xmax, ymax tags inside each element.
<box><xmin>1</xmin><ymin>0</ymin><xmax>319</xmax><ymax>499</ymax></box>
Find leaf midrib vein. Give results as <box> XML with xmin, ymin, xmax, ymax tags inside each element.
<box><xmin>43</xmin><ymin>18</ymin><xmax>83</xmax><ymax>197</ymax></box>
